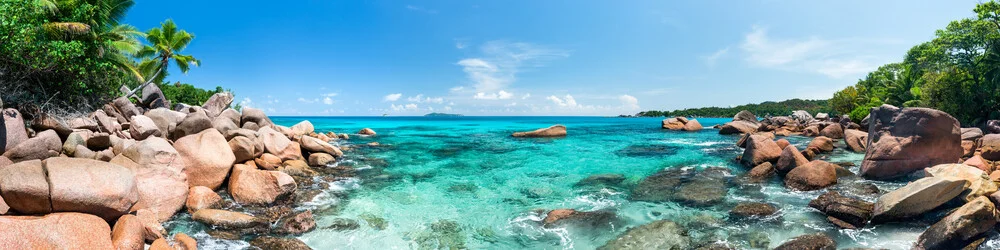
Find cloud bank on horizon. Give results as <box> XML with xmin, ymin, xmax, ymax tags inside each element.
<box><xmin>124</xmin><ymin>0</ymin><xmax>978</xmax><ymax>116</ymax></box>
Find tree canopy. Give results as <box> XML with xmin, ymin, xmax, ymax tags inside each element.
<box><xmin>636</xmin><ymin>99</ymin><xmax>831</xmax><ymax>118</ymax></box>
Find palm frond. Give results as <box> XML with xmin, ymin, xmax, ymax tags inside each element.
<box><xmin>34</xmin><ymin>0</ymin><xmax>58</xmax><ymax>14</ymax></box>
<box><xmin>170</xmin><ymin>30</ymin><xmax>194</xmax><ymax>52</ymax></box>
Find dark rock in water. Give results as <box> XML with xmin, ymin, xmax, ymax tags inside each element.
<box><xmin>915</xmin><ymin>196</ymin><xmax>997</xmax><ymax>250</ymax></box>
<box><xmin>251</xmin><ymin>236</ymin><xmax>312</xmax><ymax>250</ymax></box>
<box><xmin>411</xmin><ymin>220</ymin><xmax>467</xmax><ymax>250</ymax></box>
<box><xmin>773</xmin><ymin>233</ymin><xmax>836</xmax><ymax>250</ymax></box>
<box><xmin>542</xmin><ymin>209</ymin><xmax>618</xmax><ymax>228</ymax></box>
<box><xmin>324</xmin><ymin>218</ymin><xmax>360</xmax><ymax>231</ymax></box>
<box><xmin>631</xmin><ymin>168</ymin><xmax>691</xmax><ymax>202</ymax></box>
<box><xmin>730</xmin><ymin>231</ymin><xmax>771</xmax><ymax>249</ymax></box>
<box><xmin>276</xmin><ymin>210</ymin><xmax>316</xmax><ymax>235</ymax></box>
<box><xmin>599</xmin><ymin>220</ymin><xmax>690</xmax><ymax>250</ymax></box>
<box><xmin>192</xmin><ymin>209</ymin><xmax>268</xmax><ymax>230</ymax></box>
<box><xmin>206</xmin><ymin>230</ymin><xmax>242</xmax><ymax>241</ymax></box>
<box><xmin>521</xmin><ymin>186</ymin><xmax>555</xmax><ymax>198</ymax></box>
<box><xmin>694</xmin><ymin>243</ymin><xmax>737</xmax><ymax>250</ymax></box>
<box><xmin>808</xmin><ymin>192</ymin><xmax>873</xmax><ymax>229</ymax></box>
<box><xmin>447</xmin><ymin>182</ymin><xmax>479</xmax><ymax>193</ymax></box>
<box><xmin>616</xmin><ymin>144</ymin><xmax>678</xmax><ymax>158</ymax></box>
<box><xmin>574</xmin><ymin>174</ymin><xmax>626</xmax><ymax>187</ymax></box>
<box><xmin>360</xmin><ymin>213</ymin><xmax>388</xmax><ymax>230</ymax></box>
<box><xmin>674</xmin><ymin>177</ymin><xmax>726</xmax><ymax>207</ymax></box>
<box><xmin>830</xmin><ymin>182</ymin><xmax>881</xmax><ymax>198</ymax></box>
<box><xmin>728</xmin><ymin>202</ymin><xmax>778</xmax><ymax>221</ymax></box>
<box><xmin>746</xmin><ymin>162</ymin><xmax>775</xmax><ymax>183</ymax></box>
<box><xmin>861</xmin><ymin>105</ymin><xmax>962</xmax><ymax>180</ymax></box>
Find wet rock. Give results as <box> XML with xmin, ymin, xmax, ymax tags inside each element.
<box><xmin>718</xmin><ymin>120</ymin><xmax>758</xmax><ymax>135</ymax></box>
<box><xmin>281</xmin><ymin>159</ymin><xmax>318</xmax><ymax>177</ymax></box>
<box><xmin>631</xmin><ymin>168</ymin><xmax>688</xmax><ymax>202</ymax></box>
<box><xmin>358</xmin><ymin>128</ymin><xmax>377</xmax><ymax>135</ymax></box>
<box><xmin>360</xmin><ymin>213</ymin><xmax>388</xmax><ymax>230</ymax></box>
<box><xmin>512</xmin><ymin>125</ymin><xmax>566</xmax><ymax>138</ymax></box>
<box><xmin>730</xmin><ymin>231</ymin><xmax>770</xmax><ymax>249</ymax></box>
<box><xmin>871</xmin><ymin>176</ymin><xmax>969</xmax><ymax>223</ymax></box>
<box><xmin>773</xmin><ymin>233</ymin><xmax>836</xmax><ymax>250</ymax></box>
<box><xmin>111</xmin><ymin>137</ymin><xmax>188</xmax><ymax>222</ymax></box>
<box><xmin>741</xmin><ymin>134</ymin><xmax>781</xmax><ymax>166</ymax></box>
<box><xmin>192</xmin><ymin>209</ymin><xmax>267</xmax><ymax>230</ymax></box>
<box><xmin>276</xmin><ymin>210</ymin><xmax>316</xmax><ymax>235</ymax></box>
<box><xmin>250</xmin><ymin>236</ymin><xmax>312</xmax><ymax>250</ymax></box>
<box><xmin>599</xmin><ymin>220</ymin><xmax>690</xmax><ymax>250</ymax></box>
<box><xmin>746</xmin><ymin>162</ymin><xmax>775</xmax><ymax>183</ymax></box>
<box><xmin>324</xmin><ymin>218</ymin><xmax>360</xmax><ymax>231</ymax></box>
<box><xmin>575</xmin><ymin>174</ymin><xmax>626</xmax><ymax>187</ymax></box>
<box><xmin>0</xmin><ymin>212</ymin><xmax>113</xmax><ymax>249</ymax></box>
<box><xmin>924</xmin><ymin>164</ymin><xmax>997</xmax><ymax>202</ymax></box>
<box><xmin>2</xmin><ymin>108</ymin><xmax>29</xmax><ymax>154</ymax></box>
<box><xmin>129</xmin><ymin>115</ymin><xmax>162</xmax><ymax>140</ymax></box>
<box><xmin>2</xmin><ymin>129</ymin><xmax>60</xmax><ymax>163</ymax></box>
<box><xmin>616</xmin><ymin>144</ymin><xmax>678</xmax><ymax>157</ymax></box>
<box><xmin>411</xmin><ymin>220</ymin><xmax>467</xmax><ymax>250</ymax></box>
<box><xmin>173</xmin><ymin>233</ymin><xmax>197</xmax><ymax>250</ymax></box>
<box><xmin>915</xmin><ymin>196</ymin><xmax>997</xmax><ymax>250</ymax></box>
<box><xmin>861</xmin><ymin>105</ymin><xmax>962</xmax><ymax>180</ymax></box>
<box><xmin>831</xmin><ymin>182</ymin><xmax>881</xmax><ymax>198</ymax></box>
<box><xmin>112</xmin><ymin>214</ymin><xmax>145</xmax><ymax>250</ymax></box>
<box><xmin>808</xmin><ymin>192</ymin><xmax>873</xmax><ymax>229</ymax></box>
<box><xmin>228</xmin><ymin>164</ymin><xmax>296</xmax><ymax>205</ymax></box>
<box><xmin>185</xmin><ymin>186</ymin><xmax>221</xmax><ymax>213</ymax></box>
<box><xmin>728</xmin><ymin>202</ymin><xmax>778</xmax><ymax>220</ymax></box>
<box><xmin>784</xmin><ymin>160</ymin><xmax>838</xmax><ymax>191</ymax></box>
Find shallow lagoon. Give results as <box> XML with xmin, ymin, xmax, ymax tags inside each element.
<box><xmin>170</xmin><ymin>116</ymin><xmax>998</xmax><ymax>249</ymax></box>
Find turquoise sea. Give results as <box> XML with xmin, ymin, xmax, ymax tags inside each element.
<box><xmin>170</xmin><ymin>116</ymin><xmax>999</xmax><ymax>249</ymax></box>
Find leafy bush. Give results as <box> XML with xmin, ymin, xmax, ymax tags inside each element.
<box><xmin>159</xmin><ymin>82</ymin><xmax>225</xmax><ymax>106</ymax></box>
<box><xmin>637</xmin><ymin>99</ymin><xmax>832</xmax><ymax>118</ymax></box>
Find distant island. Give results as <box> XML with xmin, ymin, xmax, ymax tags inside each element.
<box><xmin>634</xmin><ymin>99</ymin><xmax>832</xmax><ymax>118</ymax></box>
<box><xmin>425</xmin><ymin>113</ymin><xmax>464</xmax><ymax>117</ymax></box>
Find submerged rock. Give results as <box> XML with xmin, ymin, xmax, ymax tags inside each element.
<box><xmin>192</xmin><ymin>209</ymin><xmax>267</xmax><ymax>230</ymax></box>
<box><xmin>512</xmin><ymin>125</ymin><xmax>566</xmax><ymax>138</ymax></box>
<box><xmin>871</xmin><ymin>176</ymin><xmax>969</xmax><ymax>223</ymax></box>
<box><xmin>574</xmin><ymin>174</ymin><xmax>626</xmax><ymax>187</ymax></box>
<box><xmin>631</xmin><ymin>168</ymin><xmax>688</xmax><ymax>202</ymax></box>
<box><xmin>599</xmin><ymin>220</ymin><xmax>690</xmax><ymax>250</ymax></box>
<box><xmin>915</xmin><ymin>196</ymin><xmax>997</xmax><ymax>250</ymax></box>
<box><xmin>674</xmin><ymin>177</ymin><xmax>726</xmax><ymax>207</ymax></box>
<box><xmin>410</xmin><ymin>220</ymin><xmax>467</xmax><ymax>250</ymax></box>
<box><xmin>773</xmin><ymin>233</ymin><xmax>836</xmax><ymax>250</ymax></box>
<box><xmin>861</xmin><ymin>105</ymin><xmax>962</xmax><ymax>180</ymax></box>
<box><xmin>616</xmin><ymin>144</ymin><xmax>678</xmax><ymax>158</ymax></box>
<box><xmin>728</xmin><ymin>202</ymin><xmax>778</xmax><ymax>221</ymax></box>
<box><xmin>542</xmin><ymin>209</ymin><xmax>618</xmax><ymax>228</ymax></box>
<box><xmin>323</xmin><ymin>218</ymin><xmax>361</xmax><ymax>231</ymax></box>
<box><xmin>358</xmin><ymin>128</ymin><xmax>376</xmax><ymax>135</ymax></box>
<box><xmin>276</xmin><ymin>210</ymin><xmax>316</xmax><ymax>235</ymax></box>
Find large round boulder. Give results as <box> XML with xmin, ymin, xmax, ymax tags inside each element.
<box><xmin>191</xmin><ymin>209</ymin><xmax>267</xmax><ymax>230</ymax></box>
<box><xmin>143</xmin><ymin>108</ymin><xmax>185</xmax><ymax>137</ymax></box>
<box><xmin>733</xmin><ymin>110</ymin><xmax>758</xmax><ymax>123</ymax></box>
<box><xmin>0</xmin><ymin>213</ymin><xmax>113</xmax><ymax>249</ymax></box>
<box><xmin>129</xmin><ymin>115</ymin><xmax>162</xmax><ymax>140</ymax></box>
<box><xmin>201</xmin><ymin>92</ymin><xmax>234</xmax><ymax>118</ymax></box>
<box><xmin>259</xmin><ymin>127</ymin><xmax>302</xmax><ymax>160</ymax></box>
<box><xmin>784</xmin><ymin>160</ymin><xmax>838</xmax><ymax>191</ymax></box>
<box><xmin>924</xmin><ymin>164</ymin><xmax>998</xmax><ymax>202</ymax></box>
<box><xmin>289</xmin><ymin>120</ymin><xmax>314</xmax><ymax>137</ymax></box>
<box><xmin>300</xmin><ymin>136</ymin><xmax>343</xmax><ymax>157</ymax></box>
<box><xmin>740</xmin><ymin>134</ymin><xmax>781</xmax><ymax>167</ymax></box>
<box><xmin>843</xmin><ymin>129</ymin><xmax>868</xmax><ymax>153</ymax></box>
<box><xmin>240</xmin><ymin>107</ymin><xmax>273</xmax><ymax>128</ymax></box>
<box><xmin>819</xmin><ymin>123</ymin><xmax>844</xmax><ymax>139</ymax></box>
<box><xmin>229</xmin><ymin>136</ymin><xmax>260</xmax><ymax>163</ymax></box>
<box><xmin>718</xmin><ymin>120</ymin><xmax>758</xmax><ymax>135</ymax></box>
<box><xmin>228</xmin><ymin>164</ymin><xmax>296</xmax><ymax>205</ymax></box>
<box><xmin>2</xmin><ymin>108</ymin><xmax>29</xmax><ymax>154</ymax></box>
<box><xmin>776</xmin><ymin>145</ymin><xmax>809</xmax><ymax>173</ymax></box>
<box><xmin>111</xmin><ymin>137</ymin><xmax>188</xmax><ymax>222</ymax></box>
<box><xmin>0</xmin><ymin>158</ymin><xmax>139</xmax><ymax>220</ymax></box>
<box><xmin>112</xmin><ymin>214</ymin><xmax>145</xmax><ymax>250</ymax></box>
<box><xmin>808</xmin><ymin>192</ymin><xmax>873</xmax><ymax>229</ymax></box>
<box><xmin>175</xmin><ymin>128</ymin><xmax>235</xmax><ymax>190</ymax></box>
<box><xmin>171</xmin><ymin>111</ymin><xmax>213</xmax><ymax>140</ymax></box>
<box><xmin>861</xmin><ymin>105</ymin><xmax>962</xmax><ymax>180</ymax></box>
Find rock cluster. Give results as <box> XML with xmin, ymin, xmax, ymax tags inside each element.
<box><xmin>0</xmin><ymin>92</ymin><xmax>355</xmax><ymax>248</ymax></box>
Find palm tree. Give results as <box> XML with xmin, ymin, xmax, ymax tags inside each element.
<box><xmin>136</xmin><ymin>19</ymin><xmax>200</xmax><ymax>85</ymax></box>
<box><xmin>36</xmin><ymin>0</ymin><xmax>145</xmax><ymax>80</ymax></box>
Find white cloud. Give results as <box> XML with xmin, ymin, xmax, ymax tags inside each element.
<box><xmin>474</xmin><ymin>90</ymin><xmax>514</xmax><ymax>100</ymax></box>
<box><xmin>384</xmin><ymin>93</ymin><xmax>403</xmax><ymax>102</ymax></box>
<box><xmin>391</xmin><ymin>103</ymin><xmax>419</xmax><ymax>111</ymax></box>
<box><xmin>521</xmin><ymin>93</ymin><xmax>531</xmax><ymax>99</ymax></box>
<box><xmin>239</xmin><ymin>97</ymin><xmax>253</xmax><ymax>108</ymax></box>
<box><xmin>323</xmin><ymin>97</ymin><xmax>334</xmax><ymax>105</ymax></box>
<box><xmin>456</xmin><ymin>41</ymin><xmax>568</xmax><ymax>93</ymax></box>
<box><xmin>547</xmin><ymin>94</ymin><xmax>580</xmax><ymax>107</ymax></box>
<box><xmin>619</xmin><ymin>95</ymin><xmax>639</xmax><ymax>110</ymax></box>
<box><xmin>740</xmin><ymin>25</ymin><xmax>889</xmax><ymax>78</ymax></box>
<box><xmin>322</xmin><ymin>93</ymin><xmax>338</xmax><ymax>97</ymax></box>
<box><xmin>297</xmin><ymin>97</ymin><xmax>319</xmax><ymax>104</ymax></box>
<box><xmin>406</xmin><ymin>94</ymin><xmax>445</xmax><ymax>104</ymax></box>
<box><xmin>702</xmin><ymin>47</ymin><xmax>729</xmax><ymax>66</ymax></box>
<box><xmin>449</xmin><ymin>86</ymin><xmax>465</xmax><ymax>92</ymax></box>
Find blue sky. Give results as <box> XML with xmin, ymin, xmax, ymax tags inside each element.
<box><xmin>125</xmin><ymin>0</ymin><xmax>977</xmax><ymax>116</ymax></box>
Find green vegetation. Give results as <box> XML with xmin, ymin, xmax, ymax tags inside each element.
<box><xmin>1</xmin><ymin>0</ymin><xmax>223</xmax><ymax>118</ymax></box>
<box><xmin>830</xmin><ymin>1</ymin><xmax>1000</xmax><ymax>125</ymax></box>
<box><xmin>637</xmin><ymin>99</ymin><xmax>831</xmax><ymax>118</ymax></box>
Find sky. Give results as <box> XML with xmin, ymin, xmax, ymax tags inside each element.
<box><xmin>124</xmin><ymin>0</ymin><xmax>979</xmax><ymax>116</ymax></box>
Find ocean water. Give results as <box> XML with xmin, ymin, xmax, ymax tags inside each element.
<box><xmin>169</xmin><ymin>116</ymin><xmax>992</xmax><ymax>249</ymax></box>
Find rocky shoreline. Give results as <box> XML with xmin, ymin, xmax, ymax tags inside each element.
<box><xmin>0</xmin><ymin>92</ymin><xmax>375</xmax><ymax>249</ymax></box>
